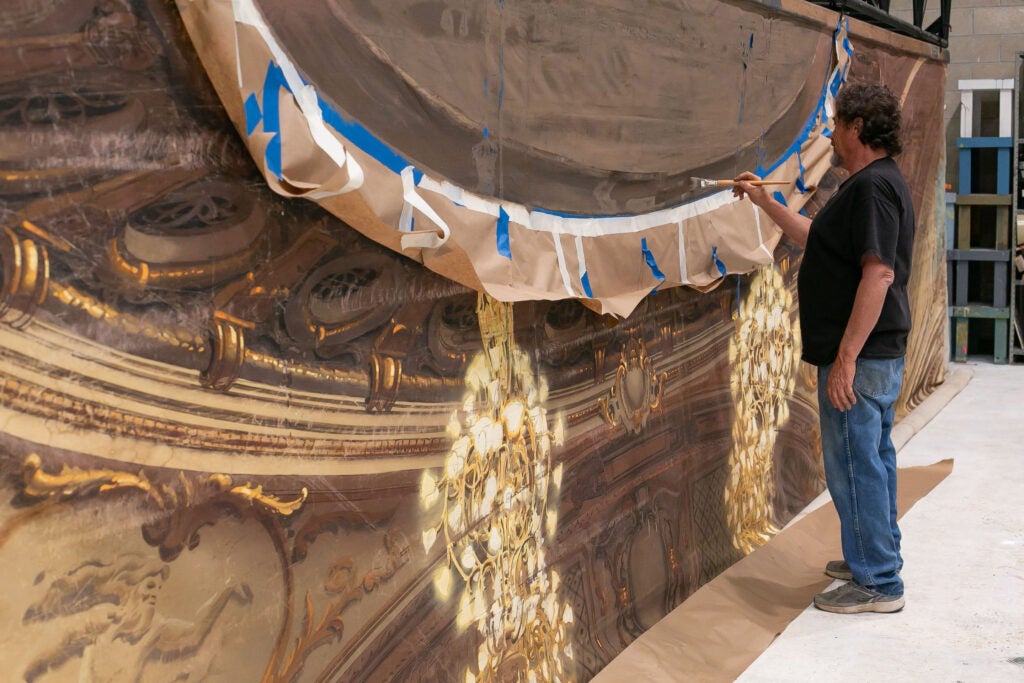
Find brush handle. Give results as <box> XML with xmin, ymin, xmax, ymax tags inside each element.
<box><xmin>717</xmin><ymin>179</ymin><xmax>791</xmax><ymax>187</ymax></box>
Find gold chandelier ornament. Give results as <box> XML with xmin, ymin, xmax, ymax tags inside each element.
<box><xmin>420</xmin><ymin>294</ymin><xmax>573</xmax><ymax>682</ymax></box>
<box><xmin>724</xmin><ymin>266</ymin><xmax>799</xmax><ymax>554</ymax></box>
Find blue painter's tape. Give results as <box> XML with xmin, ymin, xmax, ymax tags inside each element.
<box><xmin>266</xmin><ymin>134</ymin><xmax>282</xmax><ymax>178</ymax></box>
<box><xmin>483</xmin><ymin>127</ymin><xmax>489</xmax><ymax>138</ymax></box>
<box><xmin>756</xmin><ymin>16</ymin><xmax>849</xmax><ymax>180</ymax></box>
<box><xmin>244</xmin><ymin>93</ymin><xmax>262</xmax><ymax>136</ymax></box>
<box><xmin>581</xmin><ymin>271</ymin><xmax>593</xmax><ymax>298</ymax></box>
<box><xmin>317</xmin><ymin>95</ymin><xmax>410</xmax><ymax>174</ymax></box>
<box><xmin>773</xmin><ymin>191</ymin><xmax>788</xmax><ymax>206</ymax></box>
<box><xmin>259</xmin><ymin>62</ymin><xmax>291</xmax><ymax>179</ymax></box>
<box><xmin>641</xmin><ymin>238</ymin><xmax>665</xmax><ymax>282</ymax></box>
<box><xmin>240</xmin><ymin>16</ymin><xmax>850</xmax><ymax>227</ymax></box>
<box><xmin>795</xmin><ymin>152</ymin><xmax>808</xmax><ymax>193</ymax></box>
<box><xmin>261</xmin><ymin>62</ymin><xmax>285</xmax><ymax>133</ymax></box>
<box><xmin>712</xmin><ymin>246</ymin><xmax>727</xmax><ymax>277</ymax></box>
<box><xmin>412</xmin><ymin>168</ymin><xmax>424</xmax><ymax>186</ymax></box>
<box><xmin>823</xmin><ymin>126</ymin><xmax>833</xmax><ymax>138</ymax></box>
<box><xmin>496</xmin><ymin>207</ymin><xmax>511</xmax><ymax>259</ymax></box>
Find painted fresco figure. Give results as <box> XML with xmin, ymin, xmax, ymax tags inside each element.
<box><xmin>733</xmin><ymin>83</ymin><xmax>915</xmax><ymax>613</ymax></box>
<box><xmin>22</xmin><ymin>554</ymin><xmax>252</xmax><ymax>681</ymax></box>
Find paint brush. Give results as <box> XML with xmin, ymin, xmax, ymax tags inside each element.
<box><xmin>689</xmin><ymin>177</ymin><xmax>791</xmax><ymax>190</ymax></box>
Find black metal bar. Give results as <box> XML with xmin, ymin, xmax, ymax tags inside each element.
<box><xmin>806</xmin><ymin>0</ymin><xmax>949</xmax><ymax>48</ymax></box>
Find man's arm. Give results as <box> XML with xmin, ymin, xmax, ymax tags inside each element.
<box><xmin>826</xmin><ymin>255</ymin><xmax>895</xmax><ymax>411</ymax></box>
<box><xmin>732</xmin><ymin>172</ymin><xmax>812</xmax><ymax>247</ymax></box>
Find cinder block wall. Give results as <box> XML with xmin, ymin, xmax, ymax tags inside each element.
<box><xmin>889</xmin><ymin>0</ymin><xmax>1024</xmax><ymax>186</ymax></box>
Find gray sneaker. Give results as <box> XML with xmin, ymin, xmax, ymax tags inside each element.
<box><xmin>813</xmin><ymin>582</ymin><xmax>905</xmax><ymax>614</ymax></box>
<box><xmin>825</xmin><ymin>560</ymin><xmax>853</xmax><ymax>580</ymax></box>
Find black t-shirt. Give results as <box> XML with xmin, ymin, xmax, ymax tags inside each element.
<box><xmin>797</xmin><ymin>157</ymin><xmax>915</xmax><ymax>366</ymax></box>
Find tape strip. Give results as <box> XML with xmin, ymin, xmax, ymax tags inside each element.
<box><xmin>421</xmin><ymin>175</ymin><xmax>744</xmax><ymax>239</ymax></box>
<box><xmin>677</xmin><ymin>221</ymin><xmax>690</xmax><ymax>284</ymax></box>
<box><xmin>752</xmin><ymin>204</ymin><xmax>774</xmax><ymax>262</ymax></box>
<box><xmin>711</xmin><ymin>246</ymin><xmax>727</xmax><ymax>277</ymax></box>
<box><xmin>233</xmin><ymin>0</ymin><xmax>363</xmax><ymax>193</ymax></box>
<box><xmin>399</xmin><ymin>166</ymin><xmax>452</xmax><ymax>249</ymax></box>
<box><xmin>244</xmin><ymin>93</ymin><xmax>262</xmax><ymax>135</ymax></box>
<box><xmin>795</xmin><ymin>151</ymin><xmax>807</xmax><ymax>193</ymax></box>
<box><xmin>552</xmin><ymin>230</ymin><xmax>577</xmax><ymax>297</ymax></box>
<box><xmin>497</xmin><ymin>207</ymin><xmax>511</xmax><ymax>258</ymax></box>
<box><xmin>574</xmin><ymin>236</ymin><xmax>592</xmax><ymax>297</ymax></box>
<box><xmin>642</xmin><ymin>238</ymin><xmax>666</xmax><ymax>282</ymax></box>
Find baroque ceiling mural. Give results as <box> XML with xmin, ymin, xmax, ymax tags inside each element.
<box><xmin>0</xmin><ymin>0</ymin><xmax>947</xmax><ymax>681</ymax></box>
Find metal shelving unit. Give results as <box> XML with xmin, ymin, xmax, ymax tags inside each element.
<box><xmin>1012</xmin><ymin>53</ymin><xmax>1024</xmax><ymax>362</ymax></box>
<box><xmin>950</xmin><ymin>79</ymin><xmax>1015</xmax><ymax>363</ymax></box>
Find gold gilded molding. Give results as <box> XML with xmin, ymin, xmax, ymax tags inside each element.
<box><xmin>109</xmin><ymin>235</ymin><xmax>266</xmax><ymax>288</ymax></box>
<box><xmin>48</xmin><ymin>280</ymin><xmax>206</xmax><ymax>353</ymax></box>
<box><xmin>23</xmin><ymin>452</ymin><xmax>152</xmax><ymax>498</ymax></box>
<box><xmin>598</xmin><ymin>336</ymin><xmax>665</xmax><ymax>434</ymax></box>
<box><xmin>267</xmin><ymin>531</ymin><xmax>410</xmax><ymax>682</ymax></box>
<box><xmin>724</xmin><ymin>266</ymin><xmax>799</xmax><ymax>554</ymax></box>
<box><xmin>0</xmin><ymin>371</ymin><xmax>449</xmax><ymax>460</ymax></box>
<box><xmin>22</xmin><ymin>453</ymin><xmax>307</xmax><ymax>516</ymax></box>
<box><xmin>201</xmin><ymin>316</ymin><xmax>246</xmax><ymax>391</ymax></box>
<box><xmin>0</xmin><ymin>227</ymin><xmax>50</xmax><ymax>328</ymax></box>
<box><xmin>107</xmin><ymin>237</ymin><xmax>150</xmax><ymax>287</ymax></box>
<box><xmin>19</xmin><ymin>220</ymin><xmax>72</xmax><ymax>253</ymax></box>
<box><xmin>367</xmin><ymin>353</ymin><xmax>402</xmax><ymax>413</ymax></box>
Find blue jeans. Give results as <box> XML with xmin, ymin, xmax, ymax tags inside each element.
<box><xmin>818</xmin><ymin>357</ymin><xmax>905</xmax><ymax>596</ymax></box>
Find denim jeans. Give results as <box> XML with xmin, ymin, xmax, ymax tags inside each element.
<box><xmin>818</xmin><ymin>356</ymin><xmax>905</xmax><ymax>596</ymax></box>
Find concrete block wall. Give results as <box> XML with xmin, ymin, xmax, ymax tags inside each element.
<box><xmin>889</xmin><ymin>0</ymin><xmax>1023</xmax><ymax>188</ymax></box>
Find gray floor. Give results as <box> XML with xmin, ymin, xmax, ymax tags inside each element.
<box><xmin>738</xmin><ymin>361</ymin><xmax>1024</xmax><ymax>683</ymax></box>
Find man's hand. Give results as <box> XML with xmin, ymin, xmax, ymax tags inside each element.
<box><xmin>826</xmin><ymin>355</ymin><xmax>857</xmax><ymax>411</ymax></box>
<box><xmin>731</xmin><ymin>171</ymin><xmax>772</xmax><ymax>209</ymax></box>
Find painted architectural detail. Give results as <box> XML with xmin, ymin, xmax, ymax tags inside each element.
<box><xmin>22</xmin><ymin>554</ymin><xmax>251</xmax><ymax>682</ymax></box>
<box><xmin>0</xmin><ymin>227</ymin><xmax>50</xmax><ymax>328</ymax></box>
<box><xmin>269</xmin><ymin>531</ymin><xmax>411</xmax><ymax>682</ymax></box>
<box><xmin>599</xmin><ymin>336</ymin><xmax>666</xmax><ymax>434</ymax></box>
<box><xmin>22</xmin><ymin>453</ymin><xmax>307</xmax><ymax>518</ymax></box>
<box><xmin>420</xmin><ymin>294</ymin><xmax>573</xmax><ymax>682</ymax></box>
<box><xmin>725</xmin><ymin>266</ymin><xmax>799</xmax><ymax>554</ymax></box>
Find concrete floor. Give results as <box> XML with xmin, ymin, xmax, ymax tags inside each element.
<box><xmin>738</xmin><ymin>361</ymin><xmax>1024</xmax><ymax>683</ymax></box>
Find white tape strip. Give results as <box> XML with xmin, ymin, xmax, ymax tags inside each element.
<box><xmin>574</xmin><ymin>235</ymin><xmax>588</xmax><ymax>292</ymax></box>
<box><xmin>677</xmin><ymin>221</ymin><xmax>689</xmax><ymax>284</ymax></box>
<box><xmin>551</xmin><ymin>230</ymin><xmax>577</xmax><ymax>297</ymax></box>
<box><xmin>753</xmin><ymin>204</ymin><xmax>774</xmax><ymax>261</ymax></box>
<box><xmin>232</xmin><ymin>0</ymin><xmax>363</xmax><ymax>193</ymax></box>
<box><xmin>399</xmin><ymin>166</ymin><xmax>452</xmax><ymax>249</ymax></box>
<box><xmin>417</xmin><ymin>174</ymin><xmax>740</xmax><ymax>239</ymax></box>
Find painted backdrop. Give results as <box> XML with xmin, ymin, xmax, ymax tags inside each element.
<box><xmin>0</xmin><ymin>0</ymin><xmax>946</xmax><ymax>681</ymax></box>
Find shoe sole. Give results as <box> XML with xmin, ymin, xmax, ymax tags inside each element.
<box><xmin>824</xmin><ymin>568</ymin><xmax>853</xmax><ymax>580</ymax></box>
<box><xmin>814</xmin><ymin>595</ymin><xmax>905</xmax><ymax>614</ymax></box>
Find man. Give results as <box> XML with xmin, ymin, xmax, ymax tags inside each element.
<box><xmin>733</xmin><ymin>82</ymin><xmax>915</xmax><ymax>614</ymax></box>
